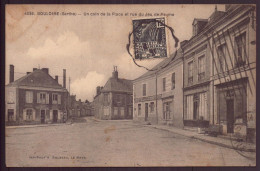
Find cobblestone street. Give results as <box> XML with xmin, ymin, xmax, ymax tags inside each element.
<box><xmin>6</xmin><ymin>118</ymin><xmax>256</xmax><ymax>167</ymax></box>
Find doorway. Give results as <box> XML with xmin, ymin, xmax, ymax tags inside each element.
<box><xmin>193</xmin><ymin>101</ymin><xmax>198</xmax><ymax>120</ymax></box>
<box><xmin>53</xmin><ymin>110</ymin><xmax>58</xmax><ymax>123</ymax></box>
<box><xmin>40</xmin><ymin>110</ymin><xmax>45</xmax><ymax>124</ymax></box>
<box><xmin>226</xmin><ymin>99</ymin><xmax>234</xmax><ymax>133</ymax></box>
<box><xmin>145</xmin><ymin>103</ymin><xmax>148</xmax><ymax>121</ymax></box>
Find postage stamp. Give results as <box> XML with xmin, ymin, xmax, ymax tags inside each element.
<box><xmin>132</xmin><ymin>18</ymin><xmax>167</xmax><ymax>60</ymax></box>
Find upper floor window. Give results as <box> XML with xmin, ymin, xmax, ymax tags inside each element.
<box><xmin>104</xmin><ymin>93</ymin><xmax>109</xmax><ymax>104</ymax></box>
<box><xmin>37</xmin><ymin>92</ymin><xmax>49</xmax><ymax>104</ymax></box>
<box><xmin>171</xmin><ymin>73</ymin><xmax>175</xmax><ymax>90</ymax></box>
<box><xmin>198</xmin><ymin>55</ymin><xmax>205</xmax><ymax>81</ymax></box>
<box><xmin>188</xmin><ymin>61</ymin><xmax>193</xmax><ymax>84</ymax></box>
<box><xmin>25</xmin><ymin>91</ymin><xmax>33</xmax><ymax>103</ymax></box>
<box><xmin>143</xmin><ymin>84</ymin><xmax>146</xmax><ymax>96</ymax></box>
<box><xmin>163</xmin><ymin>78</ymin><xmax>166</xmax><ymax>91</ymax></box>
<box><xmin>52</xmin><ymin>93</ymin><xmax>61</xmax><ymax>104</ymax></box>
<box><xmin>234</xmin><ymin>32</ymin><xmax>246</xmax><ymax>67</ymax></box>
<box><xmin>218</xmin><ymin>44</ymin><xmax>227</xmax><ymax>72</ymax></box>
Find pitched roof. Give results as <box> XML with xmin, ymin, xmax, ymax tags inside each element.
<box><xmin>134</xmin><ymin>49</ymin><xmax>183</xmax><ymax>81</ymax></box>
<box><xmin>101</xmin><ymin>77</ymin><xmax>133</xmax><ymax>93</ymax></box>
<box><xmin>7</xmin><ymin>69</ymin><xmax>65</xmax><ymax>89</ymax></box>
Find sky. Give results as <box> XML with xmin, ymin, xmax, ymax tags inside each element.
<box><xmin>6</xmin><ymin>4</ymin><xmax>225</xmax><ymax>101</ymax></box>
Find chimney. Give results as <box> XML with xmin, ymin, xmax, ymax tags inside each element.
<box><xmin>26</xmin><ymin>72</ymin><xmax>31</xmax><ymax>75</ymax></box>
<box><xmin>96</xmin><ymin>86</ymin><xmax>101</xmax><ymax>95</ymax></box>
<box><xmin>33</xmin><ymin>68</ymin><xmax>37</xmax><ymax>71</ymax></box>
<box><xmin>63</xmin><ymin>69</ymin><xmax>66</xmax><ymax>88</ymax></box>
<box><xmin>55</xmin><ymin>75</ymin><xmax>58</xmax><ymax>82</ymax></box>
<box><xmin>112</xmin><ymin>66</ymin><xmax>118</xmax><ymax>79</ymax></box>
<box><xmin>42</xmin><ymin>68</ymin><xmax>49</xmax><ymax>74</ymax></box>
<box><xmin>9</xmin><ymin>64</ymin><xmax>14</xmax><ymax>83</ymax></box>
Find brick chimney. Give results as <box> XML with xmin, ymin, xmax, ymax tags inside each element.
<box><xmin>112</xmin><ymin>66</ymin><xmax>118</xmax><ymax>79</ymax></box>
<box><xmin>55</xmin><ymin>75</ymin><xmax>58</xmax><ymax>83</ymax></box>
<box><xmin>63</xmin><ymin>69</ymin><xmax>66</xmax><ymax>88</ymax></box>
<box><xmin>26</xmin><ymin>72</ymin><xmax>31</xmax><ymax>75</ymax></box>
<box><xmin>33</xmin><ymin>68</ymin><xmax>37</xmax><ymax>71</ymax></box>
<box><xmin>9</xmin><ymin>64</ymin><xmax>14</xmax><ymax>83</ymax></box>
<box><xmin>42</xmin><ymin>68</ymin><xmax>49</xmax><ymax>74</ymax></box>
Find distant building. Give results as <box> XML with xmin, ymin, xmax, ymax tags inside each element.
<box><xmin>133</xmin><ymin>49</ymin><xmax>183</xmax><ymax>127</ymax></box>
<box><xmin>93</xmin><ymin>67</ymin><xmax>133</xmax><ymax>120</ymax></box>
<box><xmin>68</xmin><ymin>95</ymin><xmax>92</xmax><ymax>117</ymax></box>
<box><xmin>5</xmin><ymin>66</ymin><xmax>69</xmax><ymax>125</ymax></box>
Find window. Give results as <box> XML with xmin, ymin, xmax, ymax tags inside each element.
<box><xmin>186</xmin><ymin>95</ymin><xmax>194</xmax><ymax>120</ymax></box>
<box><xmin>7</xmin><ymin>109</ymin><xmax>14</xmax><ymax>122</ymax></box>
<box><xmin>37</xmin><ymin>92</ymin><xmax>49</xmax><ymax>104</ymax></box>
<box><xmin>150</xmin><ymin>102</ymin><xmax>154</xmax><ymax>112</ymax></box>
<box><xmin>234</xmin><ymin>32</ymin><xmax>246</xmax><ymax>67</ymax></box>
<box><xmin>218</xmin><ymin>44</ymin><xmax>227</xmax><ymax>72</ymax></box>
<box><xmin>171</xmin><ymin>73</ymin><xmax>175</xmax><ymax>90</ymax></box>
<box><xmin>188</xmin><ymin>61</ymin><xmax>193</xmax><ymax>84</ymax></box>
<box><xmin>104</xmin><ymin>93</ymin><xmax>109</xmax><ymax>104</ymax></box>
<box><xmin>163</xmin><ymin>102</ymin><xmax>171</xmax><ymax>120</ymax></box>
<box><xmin>198</xmin><ymin>55</ymin><xmax>205</xmax><ymax>81</ymax></box>
<box><xmin>26</xmin><ymin>109</ymin><xmax>33</xmax><ymax>121</ymax></box>
<box><xmin>138</xmin><ymin>104</ymin><xmax>141</xmax><ymax>116</ymax></box>
<box><xmin>163</xmin><ymin>78</ymin><xmax>166</xmax><ymax>91</ymax></box>
<box><xmin>143</xmin><ymin>84</ymin><xmax>146</xmax><ymax>96</ymax></box>
<box><xmin>25</xmin><ymin>91</ymin><xmax>33</xmax><ymax>103</ymax></box>
<box><xmin>52</xmin><ymin>94</ymin><xmax>58</xmax><ymax>104</ymax></box>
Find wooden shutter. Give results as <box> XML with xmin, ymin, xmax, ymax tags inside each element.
<box><xmin>32</xmin><ymin>109</ymin><xmax>36</xmax><ymax>120</ymax></box>
<box><xmin>37</xmin><ymin>93</ymin><xmax>40</xmax><ymax>103</ymax></box>
<box><xmin>58</xmin><ymin>94</ymin><xmax>61</xmax><ymax>104</ymax></box>
<box><xmin>46</xmin><ymin>93</ymin><xmax>49</xmax><ymax>104</ymax></box>
<box><xmin>23</xmin><ymin>109</ymin><xmax>26</xmax><ymax>120</ymax></box>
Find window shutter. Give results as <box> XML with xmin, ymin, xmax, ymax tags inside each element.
<box><xmin>32</xmin><ymin>109</ymin><xmax>36</xmax><ymax>120</ymax></box>
<box><xmin>58</xmin><ymin>94</ymin><xmax>61</xmax><ymax>104</ymax></box>
<box><xmin>23</xmin><ymin>109</ymin><xmax>26</xmax><ymax>120</ymax></box>
<box><xmin>37</xmin><ymin>93</ymin><xmax>40</xmax><ymax>103</ymax></box>
<box><xmin>46</xmin><ymin>93</ymin><xmax>49</xmax><ymax>104</ymax></box>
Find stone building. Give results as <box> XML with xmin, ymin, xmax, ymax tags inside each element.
<box><xmin>5</xmin><ymin>65</ymin><xmax>69</xmax><ymax>125</ymax></box>
<box><xmin>93</xmin><ymin>67</ymin><xmax>133</xmax><ymax>120</ymax></box>
<box><xmin>133</xmin><ymin>49</ymin><xmax>183</xmax><ymax>128</ymax></box>
<box><xmin>182</xmin><ymin>5</ymin><xmax>256</xmax><ymax>142</ymax></box>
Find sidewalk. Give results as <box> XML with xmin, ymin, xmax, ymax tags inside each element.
<box><xmin>6</xmin><ymin>122</ymin><xmax>71</xmax><ymax>129</ymax></box>
<box><xmin>144</xmin><ymin>124</ymin><xmax>256</xmax><ymax>152</ymax></box>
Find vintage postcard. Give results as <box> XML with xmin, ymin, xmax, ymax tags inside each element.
<box><xmin>5</xmin><ymin>4</ymin><xmax>256</xmax><ymax>167</ymax></box>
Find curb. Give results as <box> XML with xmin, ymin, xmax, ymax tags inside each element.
<box><xmin>146</xmin><ymin>125</ymin><xmax>256</xmax><ymax>153</ymax></box>
<box><xmin>6</xmin><ymin>123</ymin><xmax>72</xmax><ymax>129</ymax></box>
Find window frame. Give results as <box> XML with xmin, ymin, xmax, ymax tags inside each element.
<box><xmin>142</xmin><ymin>84</ymin><xmax>147</xmax><ymax>96</ymax></box>
<box><xmin>25</xmin><ymin>91</ymin><xmax>33</xmax><ymax>104</ymax></box>
<box><xmin>198</xmin><ymin>55</ymin><xmax>206</xmax><ymax>81</ymax></box>
<box><xmin>162</xmin><ymin>77</ymin><xmax>166</xmax><ymax>91</ymax></box>
<box><xmin>234</xmin><ymin>32</ymin><xmax>247</xmax><ymax>68</ymax></box>
<box><xmin>188</xmin><ymin>61</ymin><xmax>193</xmax><ymax>85</ymax></box>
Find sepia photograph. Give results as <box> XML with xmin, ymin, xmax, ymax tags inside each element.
<box><xmin>5</xmin><ymin>4</ymin><xmax>256</xmax><ymax>167</ymax></box>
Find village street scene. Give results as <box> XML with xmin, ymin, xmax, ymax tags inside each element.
<box><xmin>5</xmin><ymin>4</ymin><xmax>256</xmax><ymax>167</ymax></box>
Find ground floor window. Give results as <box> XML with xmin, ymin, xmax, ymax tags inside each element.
<box><xmin>8</xmin><ymin>109</ymin><xmax>14</xmax><ymax>122</ymax></box>
<box><xmin>163</xmin><ymin>102</ymin><xmax>172</xmax><ymax>120</ymax></box>
<box><xmin>26</xmin><ymin>109</ymin><xmax>33</xmax><ymax>121</ymax></box>
<box><xmin>150</xmin><ymin>102</ymin><xmax>154</xmax><ymax>113</ymax></box>
<box><xmin>138</xmin><ymin>104</ymin><xmax>141</xmax><ymax>116</ymax></box>
<box><xmin>186</xmin><ymin>95</ymin><xmax>193</xmax><ymax>120</ymax></box>
<box><xmin>185</xmin><ymin>92</ymin><xmax>208</xmax><ymax>121</ymax></box>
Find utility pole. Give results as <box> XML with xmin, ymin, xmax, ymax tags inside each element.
<box><xmin>155</xmin><ymin>71</ymin><xmax>158</xmax><ymax>124</ymax></box>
